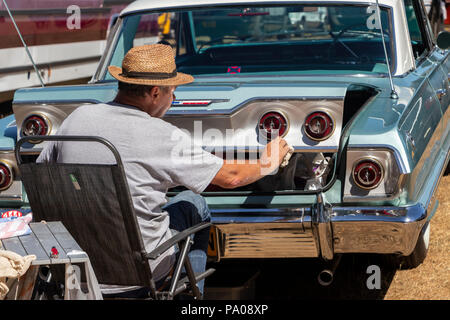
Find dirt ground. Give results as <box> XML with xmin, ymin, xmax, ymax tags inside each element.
<box><xmin>383</xmin><ymin>174</ymin><xmax>450</xmax><ymax>300</ymax></box>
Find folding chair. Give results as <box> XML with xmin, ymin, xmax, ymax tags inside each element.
<box><xmin>15</xmin><ymin>135</ymin><xmax>214</xmax><ymax>300</ymax></box>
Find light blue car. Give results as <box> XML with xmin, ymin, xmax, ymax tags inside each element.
<box><xmin>1</xmin><ymin>0</ymin><xmax>449</xmax><ymax>283</ymax></box>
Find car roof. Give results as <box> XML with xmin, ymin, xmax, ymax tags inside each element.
<box><xmin>121</xmin><ymin>0</ymin><xmax>403</xmax><ymax>16</ymax></box>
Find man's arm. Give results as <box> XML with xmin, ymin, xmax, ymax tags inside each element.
<box><xmin>211</xmin><ymin>137</ymin><xmax>291</xmax><ymax>189</ymax></box>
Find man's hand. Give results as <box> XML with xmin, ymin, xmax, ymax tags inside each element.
<box><xmin>211</xmin><ymin>137</ymin><xmax>292</xmax><ymax>189</ymax></box>
<box><xmin>259</xmin><ymin>136</ymin><xmax>291</xmax><ymax>174</ymax></box>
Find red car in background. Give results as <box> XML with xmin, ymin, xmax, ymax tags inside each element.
<box><xmin>445</xmin><ymin>0</ymin><xmax>450</xmax><ymax>24</ymax></box>
<box><xmin>0</xmin><ymin>0</ymin><xmax>134</xmax><ymax>103</ymax></box>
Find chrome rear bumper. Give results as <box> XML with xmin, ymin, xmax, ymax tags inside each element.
<box><xmin>210</xmin><ymin>200</ymin><xmax>434</xmax><ymax>260</ymax></box>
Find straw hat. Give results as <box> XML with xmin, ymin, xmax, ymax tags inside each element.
<box><xmin>108</xmin><ymin>44</ymin><xmax>194</xmax><ymax>86</ymax></box>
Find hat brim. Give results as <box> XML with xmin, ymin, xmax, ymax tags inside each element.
<box><xmin>108</xmin><ymin>65</ymin><xmax>194</xmax><ymax>86</ymax></box>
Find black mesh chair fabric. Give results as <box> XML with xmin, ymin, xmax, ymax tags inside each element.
<box><xmin>19</xmin><ymin>162</ymin><xmax>153</xmax><ymax>287</ymax></box>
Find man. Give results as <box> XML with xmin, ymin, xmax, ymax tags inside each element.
<box><xmin>38</xmin><ymin>44</ymin><xmax>290</xmax><ymax>298</ymax></box>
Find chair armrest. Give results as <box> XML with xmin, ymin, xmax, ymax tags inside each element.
<box><xmin>145</xmin><ymin>221</ymin><xmax>212</xmax><ymax>260</ymax></box>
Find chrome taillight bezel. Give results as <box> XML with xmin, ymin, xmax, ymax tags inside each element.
<box><xmin>21</xmin><ymin>113</ymin><xmax>52</xmax><ymax>143</ymax></box>
<box><xmin>258</xmin><ymin>111</ymin><xmax>289</xmax><ymax>140</ymax></box>
<box><xmin>303</xmin><ymin>111</ymin><xmax>335</xmax><ymax>141</ymax></box>
<box><xmin>344</xmin><ymin>148</ymin><xmax>405</xmax><ymax>203</ymax></box>
<box><xmin>352</xmin><ymin>157</ymin><xmax>384</xmax><ymax>190</ymax></box>
<box><xmin>0</xmin><ymin>160</ymin><xmax>14</xmax><ymax>191</ymax></box>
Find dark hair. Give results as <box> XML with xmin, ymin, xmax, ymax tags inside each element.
<box><xmin>118</xmin><ymin>81</ymin><xmax>153</xmax><ymax>97</ymax></box>
<box><xmin>117</xmin><ymin>82</ymin><xmax>170</xmax><ymax>97</ymax></box>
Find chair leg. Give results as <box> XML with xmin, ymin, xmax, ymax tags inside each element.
<box><xmin>168</xmin><ymin>237</ymin><xmax>192</xmax><ymax>299</ymax></box>
<box><xmin>183</xmin><ymin>254</ymin><xmax>202</xmax><ymax>299</ymax></box>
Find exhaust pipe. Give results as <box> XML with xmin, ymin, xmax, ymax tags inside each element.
<box><xmin>318</xmin><ymin>254</ymin><xmax>342</xmax><ymax>286</ymax></box>
<box><xmin>318</xmin><ymin>269</ymin><xmax>334</xmax><ymax>286</ymax></box>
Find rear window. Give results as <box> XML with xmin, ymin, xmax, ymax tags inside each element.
<box><xmin>105</xmin><ymin>4</ymin><xmax>394</xmax><ymax>78</ymax></box>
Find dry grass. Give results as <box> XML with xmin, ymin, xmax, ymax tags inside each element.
<box><xmin>383</xmin><ymin>174</ymin><xmax>450</xmax><ymax>300</ymax></box>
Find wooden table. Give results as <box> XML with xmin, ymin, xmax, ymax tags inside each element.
<box><xmin>0</xmin><ymin>221</ymin><xmax>102</xmax><ymax>300</ymax></box>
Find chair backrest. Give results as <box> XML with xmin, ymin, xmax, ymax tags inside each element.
<box><xmin>16</xmin><ymin>136</ymin><xmax>154</xmax><ymax>287</ymax></box>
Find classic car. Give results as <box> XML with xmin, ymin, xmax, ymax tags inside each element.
<box><xmin>1</xmin><ymin>0</ymin><xmax>449</xmax><ymax>284</ymax></box>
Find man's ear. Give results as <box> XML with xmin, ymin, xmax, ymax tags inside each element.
<box><xmin>148</xmin><ymin>86</ymin><xmax>161</xmax><ymax>99</ymax></box>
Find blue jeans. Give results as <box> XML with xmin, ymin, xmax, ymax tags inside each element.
<box><xmin>163</xmin><ymin>190</ymin><xmax>211</xmax><ymax>296</ymax></box>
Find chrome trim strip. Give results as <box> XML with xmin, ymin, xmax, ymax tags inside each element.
<box><xmin>330</xmin><ymin>204</ymin><xmax>425</xmax><ymax>222</ymax></box>
<box><xmin>13</xmin><ymin>100</ymin><xmax>100</xmax><ymax>105</ymax></box>
<box><xmin>212</xmin><ymin>207</ymin><xmax>305</xmax><ymax>215</ymax></box>
<box><xmin>172</xmin><ymin>99</ymin><xmax>230</xmax><ymax>106</ymax></box>
<box><xmin>343</xmin><ymin>193</ymin><xmax>401</xmax><ymax>202</ymax></box>
<box><xmin>0</xmin><ymin>195</ymin><xmax>22</xmax><ymax>200</ymax></box>
<box><xmin>121</xmin><ymin>1</ymin><xmax>389</xmax><ymax>17</ymax></box>
<box><xmin>212</xmin><ymin>215</ymin><xmax>305</xmax><ymax>224</ymax></box>
<box><xmin>210</xmin><ymin>203</ymin><xmax>425</xmax><ymax>224</ymax></box>
<box><xmin>206</xmin><ymin>146</ymin><xmax>338</xmax><ymax>153</ymax></box>
<box><xmin>9</xmin><ymin>151</ymin><xmax>40</xmax><ymax>156</ymax></box>
<box><xmin>211</xmin><ymin>207</ymin><xmax>307</xmax><ymax>224</ymax></box>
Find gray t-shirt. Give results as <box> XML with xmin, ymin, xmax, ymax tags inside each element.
<box><xmin>37</xmin><ymin>102</ymin><xmax>223</xmax><ymax>287</ymax></box>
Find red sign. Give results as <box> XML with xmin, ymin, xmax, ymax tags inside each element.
<box><xmin>1</xmin><ymin>210</ymin><xmax>23</xmax><ymax>219</ymax></box>
<box><xmin>227</xmin><ymin>66</ymin><xmax>241</xmax><ymax>74</ymax></box>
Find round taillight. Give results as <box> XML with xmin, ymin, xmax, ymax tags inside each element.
<box><xmin>258</xmin><ymin>111</ymin><xmax>288</xmax><ymax>140</ymax></box>
<box><xmin>0</xmin><ymin>161</ymin><xmax>13</xmax><ymax>191</ymax></box>
<box><xmin>304</xmin><ymin>111</ymin><xmax>334</xmax><ymax>141</ymax></box>
<box><xmin>352</xmin><ymin>158</ymin><xmax>384</xmax><ymax>190</ymax></box>
<box><xmin>21</xmin><ymin>115</ymin><xmax>49</xmax><ymax>137</ymax></box>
